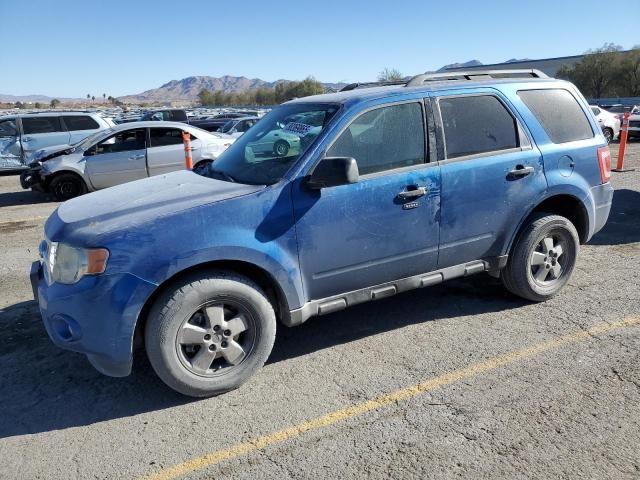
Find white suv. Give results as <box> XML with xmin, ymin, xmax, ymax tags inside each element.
<box><xmin>0</xmin><ymin>112</ymin><xmax>114</xmax><ymax>171</ymax></box>
<box><xmin>590</xmin><ymin>106</ymin><xmax>620</xmax><ymax>143</ymax></box>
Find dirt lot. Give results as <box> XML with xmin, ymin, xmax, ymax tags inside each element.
<box><xmin>1</xmin><ymin>143</ymin><xmax>639</xmax><ymax>480</ymax></box>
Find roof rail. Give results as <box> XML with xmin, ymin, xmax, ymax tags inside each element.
<box><xmin>339</xmin><ymin>80</ymin><xmax>407</xmax><ymax>92</ymax></box>
<box><xmin>406</xmin><ymin>69</ymin><xmax>548</xmax><ymax>87</ymax></box>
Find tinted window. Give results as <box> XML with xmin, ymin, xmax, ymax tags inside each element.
<box><xmin>62</xmin><ymin>115</ymin><xmax>100</xmax><ymax>131</ymax></box>
<box><xmin>0</xmin><ymin>119</ymin><xmax>18</xmax><ymax>137</ymax></box>
<box><xmin>22</xmin><ymin>117</ymin><xmax>62</xmax><ymax>134</ymax></box>
<box><xmin>327</xmin><ymin>102</ymin><xmax>425</xmax><ymax>175</ymax></box>
<box><xmin>170</xmin><ymin>110</ymin><xmax>188</xmax><ymax>121</ymax></box>
<box><xmin>439</xmin><ymin>95</ymin><xmax>518</xmax><ymax>159</ymax></box>
<box><xmin>150</xmin><ymin>128</ymin><xmax>184</xmax><ymax>147</ymax></box>
<box><xmin>518</xmin><ymin>89</ymin><xmax>593</xmax><ymax>144</ymax></box>
<box><xmin>93</xmin><ymin>128</ymin><xmax>146</xmax><ymax>154</ymax></box>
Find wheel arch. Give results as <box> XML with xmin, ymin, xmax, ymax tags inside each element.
<box><xmin>505</xmin><ymin>193</ymin><xmax>590</xmax><ymax>257</ymax></box>
<box><xmin>133</xmin><ymin>259</ymin><xmax>291</xmax><ymax>351</ymax></box>
<box><xmin>45</xmin><ymin>169</ymin><xmax>89</xmax><ymax>193</ymax></box>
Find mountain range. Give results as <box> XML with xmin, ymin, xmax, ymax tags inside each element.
<box><xmin>0</xmin><ymin>58</ymin><xmax>533</xmax><ymax>104</ymax></box>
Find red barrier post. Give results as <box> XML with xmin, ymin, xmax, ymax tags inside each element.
<box><xmin>182</xmin><ymin>131</ymin><xmax>193</xmax><ymax>170</ymax></box>
<box><xmin>613</xmin><ymin>112</ymin><xmax>634</xmax><ymax>172</ymax></box>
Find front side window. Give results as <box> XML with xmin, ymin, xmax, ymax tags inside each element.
<box><xmin>92</xmin><ymin>128</ymin><xmax>146</xmax><ymax>155</ymax></box>
<box><xmin>327</xmin><ymin>102</ymin><xmax>425</xmax><ymax>175</ymax></box>
<box><xmin>0</xmin><ymin>119</ymin><xmax>18</xmax><ymax>137</ymax></box>
<box><xmin>518</xmin><ymin>89</ymin><xmax>594</xmax><ymax>144</ymax></box>
<box><xmin>202</xmin><ymin>103</ymin><xmax>340</xmax><ymax>185</ymax></box>
<box><xmin>439</xmin><ymin>95</ymin><xmax>519</xmax><ymax>159</ymax></box>
<box><xmin>63</xmin><ymin>115</ymin><xmax>100</xmax><ymax>131</ymax></box>
<box><xmin>150</xmin><ymin>128</ymin><xmax>184</xmax><ymax>147</ymax></box>
<box><xmin>22</xmin><ymin>117</ymin><xmax>62</xmax><ymax>134</ymax></box>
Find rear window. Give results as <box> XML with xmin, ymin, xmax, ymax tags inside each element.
<box><xmin>438</xmin><ymin>95</ymin><xmax>519</xmax><ymax>159</ymax></box>
<box><xmin>22</xmin><ymin>117</ymin><xmax>63</xmax><ymax>134</ymax></box>
<box><xmin>62</xmin><ymin>115</ymin><xmax>100</xmax><ymax>131</ymax></box>
<box><xmin>518</xmin><ymin>89</ymin><xmax>593</xmax><ymax>144</ymax></box>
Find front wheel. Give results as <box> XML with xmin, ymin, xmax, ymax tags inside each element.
<box><xmin>273</xmin><ymin>140</ymin><xmax>289</xmax><ymax>157</ymax></box>
<box><xmin>145</xmin><ymin>271</ymin><xmax>276</xmax><ymax>397</ymax></box>
<box><xmin>501</xmin><ymin>214</ymin><xmax>579</xmax><ymax>302</ymax></box>
<box><xmin>49</xmin><ymin>173</ymin><xmax>87</xmax><ymax>201</ymax></box>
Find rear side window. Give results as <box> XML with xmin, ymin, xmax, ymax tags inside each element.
<box><xmin>328</xmin><ymin>102</ymin><xmax>425</xmax><ymax>175</ymax></box>
<box><xmin>439</xmin><ymin>95</ymin><xmax>519</xmax><ymax>159</ymax></box>
<box><xmin>22</xmin><ymin>117</ymin><xmax>62</xmax><ymax>134</ymax></box>
<box><xmin>62</xmin><ymin>115</ymin><xmax>100</xmax><ymax>131</ymax></box>
<box><xmin>518</xmin><ymin>89</ymin><xmax>593</xmax><ymax>144</ymax></box>
<box><xmin>150</xmin><ymin>128</ymin><xmax>185</xmax><ymax>147</ymax></box>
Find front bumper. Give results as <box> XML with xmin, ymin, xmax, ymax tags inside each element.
<box><xmin>30</xmin><ymin>261</ymin><xmax>157</xmax><ymax>377</ymax></box>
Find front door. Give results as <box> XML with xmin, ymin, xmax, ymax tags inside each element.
<box><xmin>293</xmin><ymin>101</ymin><xmax>440</xmax><ymax>301</ymax></box>
<box><xmin>19</xmin><ymin>116</ymin><xmax>71</xmax><ymax>159</ymax></box>
<box><xmin>0</xmin><ymin>118</ymin><xmax>23</xmax><ymax>169</ymax></box>
<box><xmin>147</xmin><ymin>127</ymin><xmax>199</xmax><ymax>176</ymax></box>
<box><xmin>84</xmin><ymin>127</ymin><xmax>147</xmax><ymax>189</ymax></box>
<box><xmin>434</xmin><ymin>92</ymin><xmax>547</xmax><ymax>268</ymax></box>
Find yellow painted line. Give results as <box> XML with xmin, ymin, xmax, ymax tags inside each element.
<box><xmin>142</xmin><ymin>316</ymin><xmax>640</xmax><ymax>480</ymax></box>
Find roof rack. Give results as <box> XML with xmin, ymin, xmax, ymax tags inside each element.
<box><xmin>339</xmin><ymin>80</ymin><xmax>407</xmax><ymax>92</ymax></box>
<box><xmin>339</xmin><ymin>69</ymin><xmax>549</xmax><ymax>93</ymax></box>
<box><xmin>405</xmin><ymin>69</ymin><xmax>548</xmax><ymax>87</ymax></box>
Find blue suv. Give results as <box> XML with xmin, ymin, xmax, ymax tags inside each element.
<box><xmin>30</xmin><ymin>70</ymin><xmax>614</xmax><ymax>397</ymax></box>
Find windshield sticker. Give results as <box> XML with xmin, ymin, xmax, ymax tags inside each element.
<box><xmin>283</xmin><ymin>122</ymin><xmax>313</xmax><ymax>136</ymax></box>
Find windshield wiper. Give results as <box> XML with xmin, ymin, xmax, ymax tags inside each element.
<box><xmin>208</xmin><ymin>167</ymin><xmax>236</xmax><ymax>183</ymax></box>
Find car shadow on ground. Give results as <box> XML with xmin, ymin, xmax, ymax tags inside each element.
<box><xmin>588</xmin><ymin>189</ymin><xmax>640</xmax><ymax>246</ymax></box>
<box><xmin>0</xmin><ymin>276</ymin><xmax>524</xmax><ymax>439</ymax></box>
<box><xmin>0</xmin><ymin>189</ymin><xmax>53</xmax><ymax>208</ymax></box>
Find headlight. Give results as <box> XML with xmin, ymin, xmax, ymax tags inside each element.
<box><xmin>43</xmin><ymin>242</ymin><xmax>109</xmax><ymax>285</ymax></box>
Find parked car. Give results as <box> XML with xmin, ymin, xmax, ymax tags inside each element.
<box><xmin>0</xmin><ymin>112</ymin><xmax>114</xmax><ymax>171</ymax></box>
<box><xmin>190</xmin><ymin>113</ymin><xmax>254</xmax><ymax>132</ymax></box>
<box><xmin>30</xmin><ymin>70</ymin><xmax>613</xmax><ymax>397</ymax></box>
<box><xmin>590</xmin><ymin>105</ymin><xmax>620</xmax><ymax>143</ymax></box>
<box><xmin>20</xmin><ymin>122</ymin><xmax>234</xmax><ymax>200</ymax></box>
<box><xmin>218</xmin><ymin>116</ymin><xmax>260</xmax><ymax>137</ymax></box>
<box><xmin>139</xmin><ymin>109</ymin><xmax>189</xmax><ymax>123</ymax></box>
<box><xmin>628</xmin><ymin>109</ymin><xmax>640</xmax><ymax>139</ymax></box>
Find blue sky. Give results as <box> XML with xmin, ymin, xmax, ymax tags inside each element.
<box><xmin>1</xmin><ymin>0</ymin><xmax>638</xmax><ymax>97</ymax></box>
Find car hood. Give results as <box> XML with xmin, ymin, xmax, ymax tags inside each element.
<box><xmin>45</xmin><ymin>170</ymin><xmax>264</xmax><ymax>241</ymax></box>
<box><xmin>30</xmin><ymin>143</ymin><xmax>76</xmax><ymax>163</ymax></box>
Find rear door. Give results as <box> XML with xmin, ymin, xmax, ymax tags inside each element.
<box><xmin>434</xmin><ymin>91</ymin><xmax>547</xmax><ymax>268</ymax></box>
<box><xmin>84</xmin><ymin>127</ymin><xmax>147</xmax><ymax>189</ymax></box>
<box><xmin>0</xmin><ymin>118</ymin><xmax>24</xmax><ymax>169</ymax></box>
<box><xmin>62</xmin><ymin>115</ymin><xmax>103</xmax><ymax>143</ymax></box>
<box><xmin>147</xmin><ymin>127</ymin><xmax>200</xmax><ymax>175</ymax></box>
<box><xmin>20</xmin><ymin>116</ymin><xmax>71</xmax><ymax>158</ymax></box>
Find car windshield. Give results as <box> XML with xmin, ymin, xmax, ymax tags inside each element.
<box><xmin>220</xmin><ymin>120</ymin><xmax>236</xmax><ymax>134</ymax></box>
<box><xmin>200</xmin><ymin>103</ymin><xmax>340</xmax><ymax>185</ymax></box>
<box><xmin>76</xmin><ymin>128</ymin><xmax>114</xmax><ymax>149</ymax></box>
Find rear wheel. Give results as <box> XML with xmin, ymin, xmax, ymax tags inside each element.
<box><xmin>145</xmin><ymin>271</ymin><xmax>276</xmax><ymax>397</ymax></box>
<box><xmin>273</xmin><ymin>140</ymin><xmax>289</xmax><ymax>157</ymax></box>
<box><xmin>502</xmin><ymin>214</ymin><xmax>579</xmax><ymax>302</ymax></box>
<box><xmin>49</xmin><ymin>173</ymin><xmax>87</xmax><ymax>201</ymax></box>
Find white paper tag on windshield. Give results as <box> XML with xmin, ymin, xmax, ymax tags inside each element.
<box><xmin>283</xmin><ymin>122</ymin><xmax>313</xmax><ymax>136</ymax></box>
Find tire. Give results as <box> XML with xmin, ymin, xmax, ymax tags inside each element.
<box><xmin>49</xmin><ymin>173</ymin><xmax>87</xmax><ymax>201</ymax></box>
<box><xmin>273</xmin><ymin>140</ymin><xmax>289</xmax><ymax>157</ymax></box>
<box><xmin>145</xmin><ymin>271</ymin><xmax>276</xmax><ymax>397</ymax></box>
<box><xmin>603</xmin><ymin>127</ymin><xmax>613</xmax><ymax>144</ymax></box>
<box><xmin>501</xmin><ymin>214</ymin><xmax>579</xmax><ymax>302</ymax></box>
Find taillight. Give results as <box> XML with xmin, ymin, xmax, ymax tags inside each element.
<box><xmin>597</xmin><ymin>146</ymin><xmax>611</xmax><ymax>183</ymax></box>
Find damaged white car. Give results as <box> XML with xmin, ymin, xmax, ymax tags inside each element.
<box><xmin>21</xmin><ymin>121</ymin><xmax>234</xmax><ymax>200</ymax></box>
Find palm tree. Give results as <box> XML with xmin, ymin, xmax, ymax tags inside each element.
<box><xmin>103</xmin><ymin>93</ymin><xmax>106</xmax><ymax>102</ymax></box>
<box><xmin>87</xmin><ymin>94</ymin><xmax>90</xmax><ymax>100</ymax></box>
<box><xmin>91</xmin><ymin>95</ymin><xmax>95</xmax><ymax>102</ymax></box>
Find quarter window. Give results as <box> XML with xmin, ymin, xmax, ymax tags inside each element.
<box><xmin>22</xmin><ymin>117</ymin><xmax>62</xmax><ymax>134</ymax></box>
<box><xmin>327</xmin><ymin>102</ymin><xmax>425</xmax><ymax>175</ymax></box>
<box><xmin>150</xmin><ymin>128</ymin><xmax>185</xmax><ymax>147</ymax></box>
<box><xmin>62</xmin><ymin>115</ymin><xmax>100</xmax><ymax>131</ymax></box>
<box><xmin>439</xmin><ymin>95</ymin><xmax>519</xmax><ymax>159</ymax></box>
<box><xmin>518</xmin><ymin>89</ymin><xmax>594</xmax><ymax>144</ymax></box>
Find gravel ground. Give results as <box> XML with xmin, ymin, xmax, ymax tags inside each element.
<box><xmin>0</xmin><ymin>142</ymin><xmax>639</xmax><ymax>480</ymax></box>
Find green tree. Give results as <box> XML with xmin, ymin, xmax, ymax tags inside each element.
<box><xmin>50</xmin><ymin>98</ymin><xmax>60</xmax><ymax>108</ymax></box>
<box><xmin>557</xmin><ymin>43</ymin><xmax>624</xmax><ymax>98</ymax></box>
<box><xmin>34</xmin><ymin>102</ymin><xmax>42</xmax><ymax>109</ymax></box>
<box><xmin>91</xmin><ymin>95</ymin><xmax>95</xmax><ymax>102</ymax></box>
<box><xmin>618</xmin><ymin>46</ymin><xmax>640</xmax><ymax>96</ymax></box>
<box><xmin>102</xmin><ymin>93</ymin><xmax>106</xmax><ymax>102</ymax></box>
<box><xmin>87</xmin><ymin>94</ymin><xmax>90</xmax><ymax>100</ymax></box>
<box><xmin>15</xmin><ymin>101</ymin><xmax>25</xmax><ymax>109</ymax></box>
<box><xmin>377</xmin><ymin>68</ymin><xmax>403</xmax><ymax>82</ymax></box>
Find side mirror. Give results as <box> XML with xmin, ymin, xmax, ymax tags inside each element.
<box><xmin>306</xmin><ymin>157</ymin><xmax>359</xmax><ymax>189</ymax></box>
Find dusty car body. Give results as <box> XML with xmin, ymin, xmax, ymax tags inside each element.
<box><xmin>0</xmin><ymin>112</ymin><xmax>114</xmax><ymax>171</ymax></box>
<box><xmin>21</xmin><ymin>121</ymin><xmax>234</xmax><ymax>200</ymax></box>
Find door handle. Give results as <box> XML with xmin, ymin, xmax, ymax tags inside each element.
<box><xmin>128</xmin><ymin>154</ymin><xmax>144</xmax><ymax>160</ymax></box>
<box><xmin>508</xmin><ymin>165</ymin><xmax>534</xmax><ymax>177</ymax></box>
<box><xmin>22</xmin><ymin>137</ymin><xmax>33</xmax><ymax>142</ymax></box>
<box><xmin>397</xmin><ymin>186</ymin><xmax>428</xmax><ymax>199</ymax></box>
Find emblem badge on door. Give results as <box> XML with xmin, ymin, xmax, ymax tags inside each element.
<box><xmin>402</xmin><ymin>201</ymin><xmax>419</xmax><ymax>210</ymax></box>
